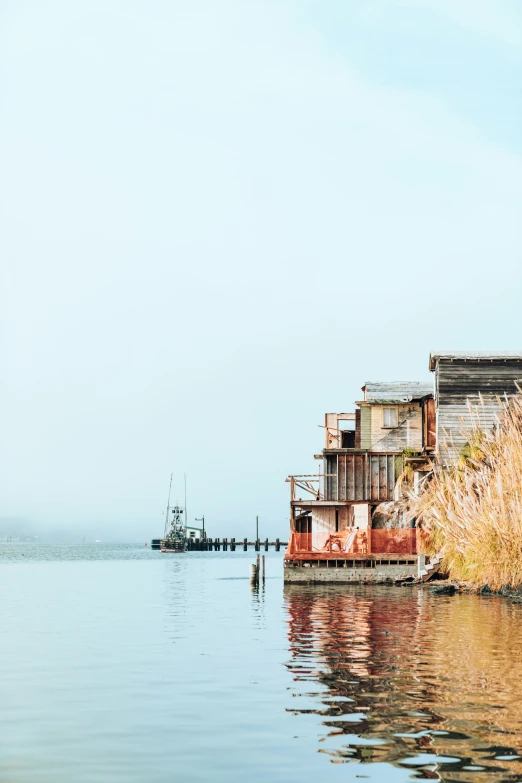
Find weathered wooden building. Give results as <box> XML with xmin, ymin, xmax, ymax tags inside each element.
<box><xmin>285</xmin><ymin>352</ymin><xmax>522</xmax><ymax>583</ymax></box>
<box><xmin>285</xmin><ymin>381</ymin><xmax>436</xmax><ymax>582</ymax></box>
<box><xmin>430</xmin><ymin>352</ymin><xmax>522</xmax><ymax>462</ymax></box>
<box><xmin>355</xmin><ymin>382</ymin><xmax>434</xmax><ymax>452</ymax></box>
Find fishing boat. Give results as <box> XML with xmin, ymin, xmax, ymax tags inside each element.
<box><xmin>160</xmin><ymin>474</ymin><xmax>187</xmax><ymax>553</ymax></box>
<box><xmin>161</xmin><ymin>505</ymin><xmax>187</xmax><ymax>552</ymax></box>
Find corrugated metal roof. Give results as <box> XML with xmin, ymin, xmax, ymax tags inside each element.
<box><xmin>364</xmin><ymin>381</ymin><xmax>433</xmax><ymax>403</ymax></box>
<box><xmin>429</xmin><ymin>351</ymin><xmax>522</xmax><ymax>371</ymax></box>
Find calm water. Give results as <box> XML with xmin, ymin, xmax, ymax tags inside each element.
<box><xmin>0</xmin><ymin>544</ymin><xmax>521</xmax><ymax>782</ymax></box>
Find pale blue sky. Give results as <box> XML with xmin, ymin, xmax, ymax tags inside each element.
<box><xmin>1</xmin><ymin>1</ymin><xmax>521</xmax><ymax>540</ymax></box>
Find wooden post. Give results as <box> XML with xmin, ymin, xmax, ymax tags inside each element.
<box><xmin>256</xmin><ymin>553</ymin><xmax>260</xmax><ymax>582</ymax></box>
<box><xmin>255</xmin><ymin>538</ymin><xmax>260</xmax><ymax>552</ymax></box>
<box><xmin>215</xmin><ymin>537</ymin><xmax>220</xmax><ymax>551</ymax></box>
<box><xmin>223</xmin><ymin>537</ymin><xmax>228</xmax><ymax>551</ymax></box>
<box><xmin>250</xmin><ymin>563</ymin><xmax>257</xmax><ymax>584</ymax></box>
<box><xmin>262</xmin><ymin>554</ymin><xmax>265</xmax><ymax>582</ymax></box>
<box><xmin>275</xmin><ymin>538</ymin><xmax>280</xmax><ymax>551</ymax></box>
<box><xmin>264</xmin><ymin>538</ymin><xmax>268</xmax><ymax>551</ymax></box>
<box><xmin>208</xmin><ymin>537</ymin><xmax>213</xmax><ymax>551</ymax></box>
<box><xmin>231</xmin><ymin>537</ymin><xmax>236</xmax><ymax>551</ymax></box>
<box><xmin>243</xmin><ymin>537</ymin><xmax>247</xmax><ymax>551</ymax></box>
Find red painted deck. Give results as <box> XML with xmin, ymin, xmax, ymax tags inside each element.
<box><xmin>285</xmin><ymin>529</ymin><xmax>418</xmax><ymax>560</ymax></box>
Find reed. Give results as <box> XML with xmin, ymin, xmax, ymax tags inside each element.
<box><xmin>411</xmin><ymin>393</ymin><xmax>522</xmax><ymax>590</ymax></box>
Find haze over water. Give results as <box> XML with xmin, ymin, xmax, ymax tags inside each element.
<box><xmin>1</xmin><ymin>545</ymin><xmax>521</xmax><ymax>782</ymax></box>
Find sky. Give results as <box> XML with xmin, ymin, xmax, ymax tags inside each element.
<box><xmin>1</xmin><ymin>0</ymin><xmax>521</xmax><ymax>541</ymax></box>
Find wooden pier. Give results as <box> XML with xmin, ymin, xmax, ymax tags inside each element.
<box><xmin>151</xmin><ymin>538</ymin><xmax>287</xmax><ymax>551</ymax></box>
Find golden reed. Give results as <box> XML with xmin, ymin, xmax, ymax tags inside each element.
<box><xmin>411</xmin><ymin>393</ymin><xmax>522</xmax><ymax>590</ymax></box>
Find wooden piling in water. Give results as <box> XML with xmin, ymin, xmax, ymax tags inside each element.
<box><xmin>262</xmin><ymin>554</ymin><xmax>265</xmax><ymax>582</ymax></box>
<box><xmin>155</xmin><ymin>535</ymin><xmax>287</xmax><ymax>552</ymax></box>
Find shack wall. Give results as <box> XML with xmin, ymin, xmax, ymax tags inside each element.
<box><xmin>310</xmin><ymin>506</ymin><xmax>352</xmax><ymax>533</ymax></box>
<box><xmin>369</xmin><ymin>403</ymin><xmax>423</xmax><ymax>452</ymax></box>
<box><xmin>435</xmin><ymin>359</ymin><xmax>522</xmax><ymax>461</ymax></box>
<box><xmin>325</xmin><ymin>453</ymin><xmax>402</xmax><ymax>502</ymax></box>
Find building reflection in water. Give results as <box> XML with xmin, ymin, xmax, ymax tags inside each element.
<box><xmin>284</xmin><ymin>584</ymin><xmax>522</xmax><ymax>781</ymax></box>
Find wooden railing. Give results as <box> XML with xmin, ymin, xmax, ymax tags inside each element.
<box><xmin>286</xmin><ymin>529</ymin><xmax>417</xmax><ymax>557</ymax></box>
<box><xmin>286</xmin><ymin>475</ymin><xmax>333</xmax><ymax>502</ymax></box>
<box><xmin>286</xmin><ymin>530</ymin><xmax>368</xmax><ymax>555</ymax></box>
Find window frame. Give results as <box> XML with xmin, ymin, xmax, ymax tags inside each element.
<box><xmin>382</xmin><ymin>406</ymin><xmax>399</xmax><ymax>428</ymax></box>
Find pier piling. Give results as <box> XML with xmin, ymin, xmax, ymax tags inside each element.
<box><xmin>154</xmin><ymin>536</ymin><xmax>287</xmax><ymax>552</ymax></box>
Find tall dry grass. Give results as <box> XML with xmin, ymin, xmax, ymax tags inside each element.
<box><xmin>411</xmin><ymin>393</ymin><xmax>522</xmax><ymax>590</ymax></box>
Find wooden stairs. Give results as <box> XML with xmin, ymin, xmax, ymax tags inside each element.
<box><xmin>418</xmin><ymin>552</ymin><xmax>444</xmax><ymax>582</ymax></box>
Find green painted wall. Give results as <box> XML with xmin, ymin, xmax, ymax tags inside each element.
<box><xmin>360</xmin><ymin>405</ymin><xmax>371</xmax><ymax>449</ymax></box>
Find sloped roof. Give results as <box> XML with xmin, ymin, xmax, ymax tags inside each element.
<box><xmin>364</xmin><ymin>381</ymin><xmax>433</xmax><ymax>404</ymax></box>
<box><xmin>429</xmin><ymin>351</ymin><xmax>522</xmax><ymax>371</ymax></box>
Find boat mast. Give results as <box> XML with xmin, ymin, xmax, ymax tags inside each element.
<box><xmin>184</xmin><ymin>473</ymin><xmax>187</xmax><ymax>530</ymax></box>
<box><xmin>164</xmin><ymin>473</ymin><xmax>173</xmax><ymax>538</ymax></box>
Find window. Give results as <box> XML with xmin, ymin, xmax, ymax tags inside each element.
<box><xmin>383</xmin><ymin>407</ymin><xmax>398</xmax><ymax>427</ymax></box>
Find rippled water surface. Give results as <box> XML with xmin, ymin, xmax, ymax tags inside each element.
<box><xmin>1</xmin><ymin>543</ymin><xmax>521</xmax><ymax>782</ymax></box>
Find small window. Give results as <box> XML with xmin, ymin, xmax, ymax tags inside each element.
<box><xmin>383</xmin><ymin>407</ymin><xmax>398</xmax><ymax>427</ymax></box>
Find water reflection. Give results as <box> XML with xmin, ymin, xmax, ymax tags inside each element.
<box><xmin>285</xmin><ymin>584</ymin><xmax>522</xmax><ymax>781</ymax></box>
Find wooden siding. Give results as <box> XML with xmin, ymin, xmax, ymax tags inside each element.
<box><xmin>359</xmin><ymin>405</ymin><xmax>371</xmax><ymax>449</ymax></box>
<box><xmin>435</xmin><ymin>359</ymin><xmax>522</xmax><ymax>461</ymax></box>
<box><xmin>325</xmin><ymin>453</ymin><xmax>402</xmax><ymax>502</ymax></box>
<box><xmin>423</xmin><ymin>397</ymin><xmax>436</xmax><ymax>449</ymax></box>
